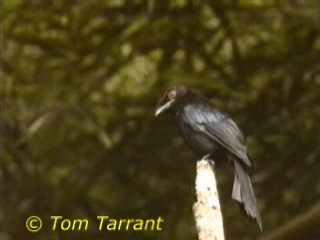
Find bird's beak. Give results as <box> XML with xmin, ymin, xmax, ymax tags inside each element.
<box><xmin>155</xmin><ymin>99</ymin><xmax>175</xmax><ymax>116</ymax></box>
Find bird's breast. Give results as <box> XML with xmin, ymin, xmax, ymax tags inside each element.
<box><xmin>178</xmin><ymin>120</ymin><xmax>217</xmax><ymax>156</ymax></box>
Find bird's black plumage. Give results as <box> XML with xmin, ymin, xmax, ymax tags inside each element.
<box><xmin>155</xmin><ymin>86</ymin><xmax>262</xmax><ymax>230</ymax></box>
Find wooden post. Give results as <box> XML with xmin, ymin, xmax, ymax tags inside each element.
<box><xmin>193</xmin><ymin>160</ymin><xmax>225</xmax><ymax>240</ymax></box>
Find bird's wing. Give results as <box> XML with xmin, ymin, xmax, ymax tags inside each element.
<box><xmin>200</xmin><ymin>123</ymin><xmax>252</xmax><ymax>167</ymax></box>
<box><xmin>184</xmin><ymin>105</ymin><xmax>252</xmax><ymax>167</ymax></box>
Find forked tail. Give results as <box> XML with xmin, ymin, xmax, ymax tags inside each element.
<box><xmin>232</xmin><ymin>160</ymin><xmax>262</xmax><ymax>230</ymax></box>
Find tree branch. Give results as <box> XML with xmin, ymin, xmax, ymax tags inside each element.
<box><xmin>260</xmin><ymin>204</ymin><xmax>320</xmax><ymax>240</ymax></box>
<box><xmin>193</xmin><ymin>160</ymin><xmax>225</xmax><ymax>240</ymax></box>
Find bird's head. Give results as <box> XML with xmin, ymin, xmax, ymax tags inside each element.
<box><xmin>155</xmin><ymin>86</ymin><xmax>192</xmax><ymax>116</ymax></box>
<box><xmin>155</xmin><ymin>86</ymin><xmax>188</xmax><ymax>116</ymax></box>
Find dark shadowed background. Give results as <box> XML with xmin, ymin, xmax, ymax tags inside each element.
<box><xmin>2</xmin><ymin>0</ymin><xmax>320</xmax><ymax>240</ymax></box>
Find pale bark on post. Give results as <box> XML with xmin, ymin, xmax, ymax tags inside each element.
<box><xmin>193</xmin><ymin>160</ymin><xmax>225</xmax><ymax>240</ymax></box>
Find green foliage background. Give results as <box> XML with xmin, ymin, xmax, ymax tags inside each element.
<box><xmin>2</xmin><ymin>0</ymin><xmax>320</xmax><ymax>239</ymax></box>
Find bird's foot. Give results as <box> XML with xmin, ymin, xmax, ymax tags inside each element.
<box><xmin>201</xmin><ymin>154</ymin><xmax>216</xmax><ymax>170</ymax></box>
<box><xmin>201</xmin><ymin>154</ymin><xmax>211</xmax><ymax>161</ymax></box>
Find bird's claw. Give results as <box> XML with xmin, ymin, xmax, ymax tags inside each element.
<box><xmin>201</xmin><ymin>154</ymin><xmax>211</xmax><ymax>161</ymax></box>
<box><xmin>201</xmin><ymin>154</ymin><xmax>216</xmax><ymax>169</ymax></box>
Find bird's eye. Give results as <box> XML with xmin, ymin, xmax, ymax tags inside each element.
<box><xmin>168</xmin><ymin>90</ymin><xmax>177</xmax><ymax>100</ymax></box>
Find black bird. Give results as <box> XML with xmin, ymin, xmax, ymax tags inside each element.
<box><xmin>155</xmin><ymin>86</ymin><xmax>262</xmax><ymax>230</ymax></box>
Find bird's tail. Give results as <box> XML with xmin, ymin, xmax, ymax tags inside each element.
<box><xmin>232</xmin><ymin>160</ymin><xmax>262</xmax><ymax>230</ymax></box>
